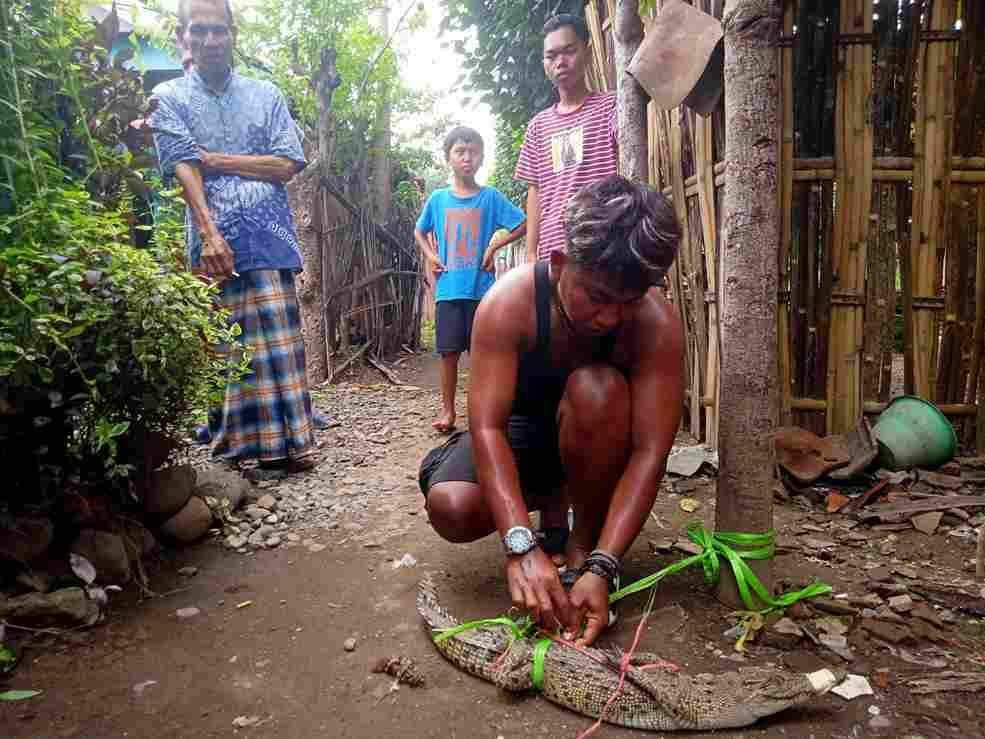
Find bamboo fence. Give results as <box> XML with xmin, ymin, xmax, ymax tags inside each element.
<box><xmin>586</xmin><ymin>0</ymin><xmax>985</xmax><ymax>450</ymax></box>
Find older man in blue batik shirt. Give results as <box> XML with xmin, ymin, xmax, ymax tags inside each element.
<box><xmin>150</xmin><ymin>0</ymin><xmax>316</xmax><ymax>474</ymax></box>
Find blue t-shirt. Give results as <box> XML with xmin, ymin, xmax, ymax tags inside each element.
<box><xmin>416</xmin><ymin>186</ymin><xmax>525</xmax><ymax>302</ymax></box>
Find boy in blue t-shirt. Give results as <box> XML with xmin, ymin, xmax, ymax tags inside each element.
<box><xmin>415</xmin><ymin>126</ymin><xmax>526</xmax><ymax>432</ymax></box>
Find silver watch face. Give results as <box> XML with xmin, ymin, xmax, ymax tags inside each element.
<box><xmin>504</xmin><ymin>526</ymin><xmax>536</xmax><ymax>555</ymax></box>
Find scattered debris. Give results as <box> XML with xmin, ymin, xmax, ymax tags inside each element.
<box><xmin>679</xmin><ymin>497</ymin><xmax>700</xmax><ymax>513</ymax></box>
<box><xmin>372</xmin><ymin>656</ymin><xmax>425</xmax><ymax>686</ymax></box>
<box><xmin>831</xmin><ymin>674</ymin><xmax>874</xmax><ymax>700</ymax></box>
<box><xmin>907</xmin><ymin>672</ymin><xmax>985</xmax><ymax>695</ymax></box>
<box><xmin>344</xmin><ymin>637</ymin><xmax>357</xmax><ymax>652</ymax></box>
<box><xmin>232</xmin><ymin>715</ymin><xmax>262</xmax><ymax>728</ymax></box>
<box><xmin>392</xmin><ymin>553</ymin><xmax>417</xmax><ymax>569</ymax></box>
<box><xmin>177</xmin><ymin>566</ymin><xmax>199</xmax><ymax>577</ymax></box>
<box><xmin>235</xmin><ymin>600</ymin><xmax>253</xmax><ymax>609</ymax></box>
<box><xmin>132</xmin><ymin>680</ymin><xmax>158</xmax><ymax>697</ymax></box>
<box><xmin>175</xmin><ymin>607</ymin><xmax>200</xmax><ymax>620</ymax></box>
<box><xmin>861</xmin><ymin>495</ymin><xmax>985</xmax><ymax>523</ymax></box>
<box><xmin>775</xmin><ymin>426</ymin><xmax>851</xmax><ymax>484</ymax></box>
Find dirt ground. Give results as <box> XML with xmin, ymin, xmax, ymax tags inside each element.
<box><xmin>3</xmin><ymin>353</ymin><xmax>985</xmax><ymax>739</ymax></box>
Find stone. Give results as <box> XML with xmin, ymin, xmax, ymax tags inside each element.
<box><xmin>343</xmin><ymin>637</ymin><xmax>357</xmax><ymax>651</ymax></box>
<box><xmin>0</xmin><ymin>587</ymin><xmax>98</xmax><ymax>625</ymax></box>
<box><xmin>176</xmin><ymin>606</ymin><xmax>200</xmax><ymax>620</ymax></box>
<box><xmin>848</xmin><ymin>593</ymin><xmax>883</xmax><ymax>608</ymax></box>
<box><xmin>243</xmin><ymin>506</ymin><xmax>267</xmax><ymax>521</ymax></box>
<box><xmin>307</xmin><ymin>543</ymin><xmax>326</xmax><ymax>553</ymax></box>
<box><xmin>143</xmin><ymin>464</ymin><xmax>196</xmax><ymax>518</ymax></box>
<box><xmin>812</xmin><ymin>598</ymin><xmax>859</xmax><ymax>617</ymax></box>
<box><xmin>861</xmin><ymin>619</ymin><xmax>912</xmax><ymax>644</ymax></box>
<box><xmin>286</xmin><ymin>533</ymin><xmax>301</xmax><ymax>543</ymax></box>
<box><xmin>869</xmin><ymin>716</ymin><xmax>893</xmax><ymax>730</ymax></box>
<box><xmin>873</xmin><ymin>605</ymin><xmax>907</xmax><ymax>624</ymax></box>
<box><xmin>193</xmin><ymin>465</ymin><xmax>251</xmax><ymax>511</ymax></box>
<box><xmin>264</xmin><ymin>513</ymin><xmax>279</xmax><ymax>525</ymax></box>
<box><xmin>248</xmin><ymin>531</ymin><xmax>267</xmax><ymax>547</ymax></box>
<box><xmin>911</xmin><ymin>602</ymin><xmax>943</xmax><ymax>627</ymax></box>
<box><xmin>177</xmin><ymin>566</ymin><xmax>199</xmax><ymax>577</ymax></box>
<box><xmin>121</xmin><ymin>520</ymin><xmax>157</xmax><ymax>559</ymax></box>
<box><xmin>71</xmin><ymin>529</ymin><xmax>131</xmax><ymax>584</ymax></box>
<box><xmin>265</xmin><ymin>535</ymin><xmax>281</xmax><ymax>548</ymax></box>
<box><xmin>254</xmin><ymin>525</ymin><xmax>276</xmax><ymax>539</ymax></box>
<box><xmin>917</xmin><ymin>469</ymin><xmax>963</xmax><ymax>490</ymax></box>
<box><xmin>888</xmin><ymin>595</ymin><xmax>914</xmax><ymax>613</ymax></box>
<box><xmin>818</xmin><ymin>633</ymin><xmax>854</xmax><ymax>661</ymax></box>
<box><xmin>225</xmin><ymin>534</ymin><xmax>248</xmax><ymax>549</ymax></box>
<box><xmin>0</xmin><ymin>515</ymin><xmax>54</xmax><ymax>564</ymax></box>
<box><xmin>159</xmin><ymin>496</ymin><xmax>213</xmax><ymax>544</ymax></box>
<box><xmin>892</xmin><ymin>565</ymin><xmax>919</xmax><ymax>579</ymax></box>
<box><xmin>909</xmin><ymin>619</ymin><xmax>949</xmax><ymax>644</ymax></box>
<box><xmin>911</xmin><ymin>512</ymin><xmax>943</xmax><ymax>536</ymax></box>
<box><xmin>256</xmin><ymin>494</ymin><xmax>278</xmax><ymax>511</ymax></box>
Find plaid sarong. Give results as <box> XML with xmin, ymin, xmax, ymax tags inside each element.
<box><xmin>212</xmin><ymin>269</ymin><xmax>315</xmax><ymax>462</ymax></box>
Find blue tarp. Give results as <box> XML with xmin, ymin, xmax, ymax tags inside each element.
<box><xmin>110</xmin><ymin>34</ymin><xmax>181</xmax><ymax>73</ymax></box>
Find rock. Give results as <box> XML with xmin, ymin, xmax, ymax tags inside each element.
<box><xmin>225</xmin><ymin>534</ymin><xmax>248</xmax><ymax>549</ymax></box>
<box><xmin>247</xmin><ymin>531</ymin><xmax>266</xmax><ymax>547</ymax></box>
<box><xmin>888</xmin><ymin>595</ymin><xmax>914</xmax><ymax>613</ymax></box>
<box><xmin>286</xmin><ymin>533</ymin><xmax>301</xmax><ymax>543</ymax></box>
<box><xmin>178</xmin><ymin>566</ymin><xmax>199</xmax><ymax>577</ymax></box>
<box><xmin>867</xmin><ymin>565</ymin><xmax>894</xmax><ymax>582</ymax></box>
<box><xmin>343</xmin><ymin>637</ymin><xmax>357</xmax><ymax>651</ymax></box>
<box><xmin>264</xmin><ymin>513</ymin><xmax>279</xmax><ymax>525</ymax></box>
<box><xmin>0</xmin><ymin>587</ymin><xmax>98</xmax><ymax>625</ymax></box>
<box><xmin>159</xmin><ymin>496</ymin><xmax>213</xmax><ymax>544</ymax></box>
<box><xmin>307</xmin><ymin>543</ymin><xmax>326</xmax><ymax>553</ymax></box>
<box><xmin>908</xmin><ymin>619</ymin><xmax>949</xmax><ymax>644</ymax></box>
<box><xmin>254</xmin><ymin>524</ymin><xmax>276</xmax><ymax>539</ymax></box>
<box><xmin>818</xmin><ymin>633</ymin><xmax>854</xmax><ymax>661</ymax></box>
<box><xmin>232</xmin><ymin>716</ymin><xmax>261</xmax><ymax>728</ymax></box>
<box><xmin>911</xmin><ymin>512</ymin><xmax>943</xmax><ymax>536</ymax></box>
<box><xmin>175</xmin><ymin>606</ymin><xmax>200</xmax><ymax>620</ymax></box>
<box><xmin>71</xmin><ymin>529</ymin><xmax>131</xmax><ymax>584</ymax></box>
<box><xmin>869</xmin><ymin>716</ymin><xmax>893</xmax><ymax>730</ymax></box>
<box><xmin>892</xmin><ymin>565</ymin><xmax>919</xmax><ymax>579</ymax></box>
<box><xmin>121</xmin><ymin>520</ymin><xmax>157</xmax><ymax>560</ymax></box>
<box><xmin>264</xmin><ymin>535</ymin><xmax>281</xmax><ymax>548</ymax></box>
<box><xmin>256</xmin><ymin>494</ymin><xmax>278</xmax><ymax>511</ymax></box>
<box><xmin>243</xmin><ymin>506</ymin><xmax>267</xmax><ymax>521</ymax></box>
<box><xmin>917</xmin><ymin>469</ymin><xmax>963</xmax><ymax>490</ymax></box>
<box><xmin>193</xmin><ymin>466</ymin><xmax>251</xmax><ymax>511</ymax></box>
<box><xmin>861</xmin><ymin>618</ymin><xmax>912</xmax><ymax>644</ymax></box>
<box><xmin>911</xmin><ymin>602</ymin><xmax>943</xmax><ymax>626</ymax></box>
<box><xmin>0</xmin><ymin>515</ymin><xmax>54</xmax><ymax>564</ymax></box>
<box><xmin>143</xmin><ymin>464</ymin><xmax>196</xmax><ymax>518</ymax></box>
<box><xmin>848</xmin><ymin>593</ymin><xmax>884</xmax><ymax>609</ymax></box>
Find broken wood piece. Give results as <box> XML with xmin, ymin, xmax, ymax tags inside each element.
<box><xmin>858</xmin><ymin>495</ymin><xmax>985</xmax><ymax>523</ymax></box>
<box><xmin>327</xmin><ymin>342</ymin><xmax>371</xmax><ymax>384</ymax></box>
<box><xmin>367</xmin><ymin>356</ymin><xmax>403</xmax><ymax>385</ymax></box>
<box><xmin>907</xmin><ymin>671</ymin><xmax>985</xmax><ymax>695</ymax></box>
<box><xmin>917</xmin><ymin>469</ymin><xmax>964</xmax><ymax>490</ymax></box>
<box><xmin>841</xmin><ymin>479</ymin><xmax>891</xmax><ymax>514</ymax></box>
<box><xmin>826</xmin><ymin>492</ymin><xmax>851</xmax><ymax>513</ymax></box>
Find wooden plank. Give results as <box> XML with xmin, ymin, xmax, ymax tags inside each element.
<box><xmin>910</xmin><ymin>0</ymin><xmax>958</xmax><ymax>400</ymax></box>
<box><xmin>694</xmin><ymin>114</ymin><xmax>719</xmax><ymax>447</ymax></box>
<box><xmin>976</xmin><ymin>190</ymin><xmax>985</xmax><ymax>452</ymax></box>
<box><xmin>826</xmin><ymin>0</ymin><xmax>873</xmax><ymax>434</ymax></box>
<box><xmin>860</xmin><ymin>496</ymin><xmax>985</xmax><ymax>523</ymax></box>
<box><xmin>778</xmin><ymin>0</ymin><xmax>794</xmax><ymax>426</ymax></box>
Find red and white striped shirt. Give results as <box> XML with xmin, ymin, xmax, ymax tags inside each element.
<box><xmin>514</xmin><ymin>91</ymin><xmax>618</xmax><ymax>261</ymax></box>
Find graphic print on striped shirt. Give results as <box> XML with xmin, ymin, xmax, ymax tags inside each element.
<box><xmin>514</xmin><ymin>91</ymin><xmax>618</xmax><ymax>261</ymax></box>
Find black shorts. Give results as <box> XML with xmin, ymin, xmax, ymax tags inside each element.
<box><xmin>418</xmin><ymin>416</ymin><xmax>564</xmax><ymax>506</ymax></box>
<box><xmin>435</xmin><ymin>299</ymin><xmax>479</xmax><ymax>354</ymax></box>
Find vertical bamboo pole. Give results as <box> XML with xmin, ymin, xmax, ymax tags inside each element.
<box><xmin>975</xmin><ymin>189</ymin><xmax>985</xmax><ymax>453</ymax></box>
<box><xmin>826</xmin><ymin>0</ymin><xmax>873</xmax><ymax>433</ymax></box>
<box><xmin>910</xmin><ymin>0</ymin><xmax>957</xmax><ymax>400</ymax></box>
<box><xmin>695</xmin><ymin>115</ymin><xmax>719</xmax><ymax>447</ymax></box>
<box><xmin>586</xmin><ymin>0</ymin><xmax>611</xmax><ymax>93</ymax></box>
<box><xmin>777</xmin><ymin>0</ymin><xmax>794</xmax><ymax>426</ymax></box>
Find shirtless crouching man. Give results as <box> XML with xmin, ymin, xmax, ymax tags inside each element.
<box><xmin>418</xmin><ymin>175</ymin><xmax>684</xmax><ymax>646</ymax></box>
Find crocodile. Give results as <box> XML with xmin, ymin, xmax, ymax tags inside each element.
<box><xmin>418</xmin><ymin>576</ymin><xmax>842</xmax><ymax>731</ymax></box>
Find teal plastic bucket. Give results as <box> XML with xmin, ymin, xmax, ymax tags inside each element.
<box><xmin>872</xmin><ymin>395</ymin><xmax>957</xmax><ymax>471</ymax></box>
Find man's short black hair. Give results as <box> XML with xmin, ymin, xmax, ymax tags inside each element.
<box><xmin>442</xmin><ymin>126</ymin><xmax>484</xmax><ymax>160</ymax></box>
<box><xmin>543</xmin><ymin>13</ymin><xmax>590</xmax><ymax>44</ymax></box>
<box><xmin>563</xmin><ymin>175</ymin><xmax>681</xmax><ymax>293</ymax></box>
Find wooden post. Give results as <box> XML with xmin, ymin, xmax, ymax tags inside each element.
<box><xmin>909</xmin><ymin>0</ymin><xmax>957</xmax><ymax>400</ymax></box>
<box><xmin>315</xmin><ymin>48</ymin><xmax>342</xmax><ymax>373</ymax></box>
<box><xmin>613</xmin><ymin>0</ymin><xmax>648</xmax><ymax>182</ymax></box>
<box><xmin>695</xmin><ymin>115</ymin><xmax>720</xmax><ymax>447</ymax></box>
<box><xmin>826</xmin><ymin>0</ymin><xmax>873</xmax><ymax>434</ymax></box>
<box><xmin>715</xmin><ymin>0</ymin><xmax>781</xmax><ymax>607</ymax></box>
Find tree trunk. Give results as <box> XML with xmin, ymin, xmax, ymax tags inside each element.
<box><xmin>613</xmin><ymin>0</ymin><xmax>648</xmax><ymax>182</ymax></box>
<box><xmin>289</xmin><ymin>168</ymin><xmax>328</xmax><ymax>384</ymax></box>
<box><xmin>370</xmin><ymin>3</ymin><xmax>392</xmax><ymax>222</ymax></box>
<box><xmin>715</xmin><ymin>0</ymin><xmax>781</xmax><ymax>607</ymax></box>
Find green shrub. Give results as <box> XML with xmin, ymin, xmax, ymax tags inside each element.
<box><xmin>0</xmin><ymin>186</ymin><xmax>248</xmax><ymax>506</ymax></box>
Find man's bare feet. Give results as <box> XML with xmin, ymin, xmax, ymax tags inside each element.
<box><xmin>431</xmin><ymin>411</ymin><xmax>456</xmax><ymax>433</ymax></box>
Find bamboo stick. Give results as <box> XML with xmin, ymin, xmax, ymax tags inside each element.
<box><xmin>826</xmin><ymin>0</ymin><xmax>873</xmax><ymax>434</ymax></box>
<box><xmin>976</xmin><ymin>190</ymin><xmax>985</xmax><ymax>453</ymax></box>
<box><xmin>787</xmin><ymin>397</ymin><xmax>977</xmax><ymax>416</ymax></box>
<box><xmin>695</xmin><ymin>114</ymin><xmax>720</xmax><ymax>447</ymax></box>
<box><xmin>910</xmin><ymin>0</ymin><xmax>958</xmax><ymax>400</ymax></box>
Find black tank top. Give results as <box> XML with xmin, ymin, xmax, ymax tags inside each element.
<box><xmin>511</xmin><ymin>262</ymin><xmax>616</xmax><ymax>418</ymax></box>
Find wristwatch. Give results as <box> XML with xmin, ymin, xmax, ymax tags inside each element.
<box><xmin>502</xmin><ymin>526</ymin><xmax>537</xmax><ymax>556</ymax></box>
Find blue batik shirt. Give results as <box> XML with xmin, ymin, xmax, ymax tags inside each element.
<box><xmin>149</xmin><ymin>68</ymin><xmax>306</xmax><ymax>273</ymax></box>
<box><xmin>416</xmin><ymin>186</ymin><xmax>525</xmax><ymax>302</ymax></box>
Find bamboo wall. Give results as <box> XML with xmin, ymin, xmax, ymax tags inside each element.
<box><xmin>586</xmin><ymin>0</ymin><xmax>985</xmax><ymax>450</ymax></box>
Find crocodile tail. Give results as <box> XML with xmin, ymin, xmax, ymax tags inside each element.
<box><xmin>417</xmin><ymin>575</ymin><xmax>459</xmax><ymax>630</ymax></box>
